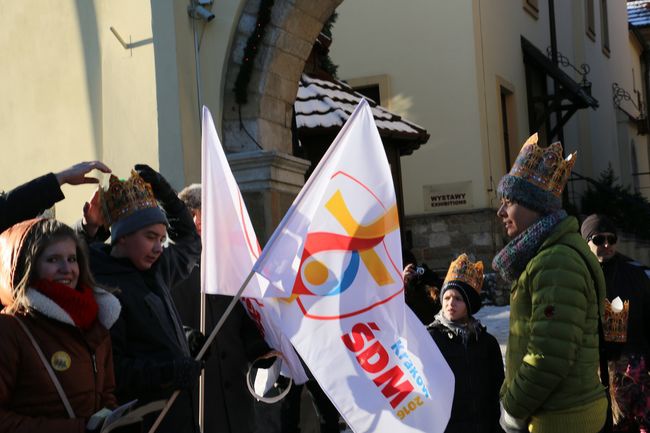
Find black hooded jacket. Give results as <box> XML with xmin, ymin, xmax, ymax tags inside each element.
<box><xmin>81</xmin><ymin>197</ymin><xmax>201</xmax><ymax>433</ymax></box>
<box><xmin>428</xmin><ymin>319</ymin><xmax>504</xmax><ymax>433</ymax></box>
<box><xmin>0</xmin><ymin>173</ymin><xmax>63</xmax><ymax>233</ymax></box>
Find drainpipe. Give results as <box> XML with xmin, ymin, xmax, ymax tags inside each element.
<box><xmin>548</xmin><ymin>0</ymin><xmax>565</xmax><ymax>144</ymax></box>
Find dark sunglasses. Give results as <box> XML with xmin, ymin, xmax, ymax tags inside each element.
<box><xmin>589</xmin><ymin>234</ymin><xmax>617</xmax><ymax>246</ymax></box>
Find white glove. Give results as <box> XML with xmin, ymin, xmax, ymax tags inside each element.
<box><xmin>499</xmin><ymin>402</ymin><xmax>527</xmax><ymax>433</ymax></box>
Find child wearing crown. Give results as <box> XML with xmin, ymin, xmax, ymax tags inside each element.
<box><xmin>78</xmin><ymin>164</ymin><xmax>202</xmax><ymax>433</ymax></box>
<box><xmin>493</xmin><ymin>134</ymin><xmax>608</xmax><ymax>433</ymax></box>
<box><xmin>425</xmin><ymin>254</ymin><xmax>504</xmax><ymax>433</ymax></box>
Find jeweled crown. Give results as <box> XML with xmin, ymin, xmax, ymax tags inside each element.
<box><xmin>443</xmin><ymin>254</ymin><xmax>484</xmax><ymax>293</ymax></box>
<box><xmin>100</xmin><ymin>171</ymin><xmax>158</xmax><ymax>225</ymax></box>
<box><xmin>509</xmin><ymin>133</ymin><xmax>577</xmax><ymax>197</ymax></box>
<box><xmin>603</xmin><ymin>298</ymin><xmax>630</xmax><ymax>343</ymax></box>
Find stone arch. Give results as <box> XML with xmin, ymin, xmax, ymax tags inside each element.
<box><xmin>222</xmin><ymin>0</ymin><xmax>343</xmax><ymax>153</ymax></box>
<box><xmin>219</xmin><ymin>0</ymin><xmax>343</xmax><ymax>242</ymax></box>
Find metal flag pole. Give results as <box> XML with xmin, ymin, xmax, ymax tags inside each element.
<box><xmin>147</xmin><ymin>269</ymin><xmax>256</xmax><ymax>433</ymax></box>
<box><xmin>198</xmin><ymin>282</ymin><xmax>207</xmax><ymax>430</ymax></box>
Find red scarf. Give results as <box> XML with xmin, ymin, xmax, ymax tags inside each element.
<box><xmin>33</xmin><ymin>279</ymin><xmax>99</xmax><ymax>330</ymax></box>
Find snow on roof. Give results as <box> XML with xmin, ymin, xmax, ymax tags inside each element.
<box><xmin>295</xmin><ymin>74</ymin><xmax>429</xmax><ymax>144</ymax></box>
<box><xmin>629</xmin><ymin>1</ymin><xmax>650</xmax><ymax>27</ymax></box>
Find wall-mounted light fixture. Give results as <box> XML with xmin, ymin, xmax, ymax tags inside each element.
<box><xmin>188</xmin><ymin>0</ymin><xmax>215</xmax><ymax>133</ymax></box>
<box><xmin>188</xmin><ymin>0</ymin><xmax>215</xmax><ymax>22</ymax></box>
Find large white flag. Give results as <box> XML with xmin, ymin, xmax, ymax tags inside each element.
<box><xmin>253</xmin><ymin>100</ymin><xmax>454</xmax><ymax>433</ymax></box>
<box><xmin>200</xmin><ymin>106</ymin><xmax>308</xmax><ymax>383</ymax></box>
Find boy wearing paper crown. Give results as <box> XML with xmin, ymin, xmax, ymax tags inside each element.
<box><xmin>426</xmin><ymin>254</ymin><xmax>504</xmax><ymax>433</ymax></box>
<box><xmin>581</xmin><ymin>214</ymin><xmax>650</xmax><ymax>432</ymax></box>
<box><xmin>78</xmin><ymin>165</ymin><xmax>202</xmax><ymax>433</ymax></box>
<box><xmin>493</xmin><ymin>134</ymin><xmax>608</xmax><ymax>433</ymax></box>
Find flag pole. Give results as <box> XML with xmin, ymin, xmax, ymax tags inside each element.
<box><xmin>198</xmin><ymin>288</ymin><xmax>206</xmax><ymax>431</ymax></box>
<box><xmin>147</xmin><ymin>269</ymin><xmax>256</xmax><ymax>433</ymax></box>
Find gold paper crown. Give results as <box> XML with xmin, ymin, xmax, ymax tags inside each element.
<box><xmin>509</xmin><ymin>133</ymin><xmax>577</xmax><ymax>197</ymax></box>
<box><xmin>443</xmin><ymin>254</ymin><xmax>484</xmax><ymax>293</ymax></box>
<box><xmin>603</xmin><ymin>298</ymin><xmax>630</xmax><ymax>343</ymax></box>
<box><xmin>100</xmin><ymin>171</ymin><xmax>158</xmax><ymax>225</ymax></box>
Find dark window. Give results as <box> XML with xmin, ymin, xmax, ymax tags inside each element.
<box><xmin>600</xmin><ymin>0</ymin><xmax>609</xmax><ymax>55</ymax></box>
<box><xmin>354</xmin><ymin>84</ymin><xmax>382</xmax><ymax>105</ymax></box>
<box><xmin>585</xmin><ymin>0</ymin><xmax>595</xmax><ymax>40</ymax></box>
<box><xmin>524</xmin><ymin>61</ymin><xmax>550</xmax><ymax>146</ymax></box>
<box><xmin>500</xmin><ymin>87</ymin><xmax>517</xmax><ymax>170</ymax></box>
<box><xmin>524</xmin><ymin>0</ymin><xmax>539</xmax><ymax>19</ymax></box>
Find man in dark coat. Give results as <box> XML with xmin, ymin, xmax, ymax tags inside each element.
<box><xmin>0</xmin><ymin>161</ymin><xmax>110</xmax><ymax>233</ymax></box>
<box><xmin>172</xmin><ymin>184</ymin><xmax>271</xmax><ymax>433</ymax></box>
<box><xmin>78</xmin><ymin>165</ymin><xmax>202</xmax><ymax>433</ymax></box>
<box><xmin>581</xmin><ymin>214</ymin><xmax>650</xmax><ymax>432</ymax></box>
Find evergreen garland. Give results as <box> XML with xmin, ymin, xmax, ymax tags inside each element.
<box><xmin>234</xmin><ymin>0</ymin><xmax>275</xmax><ymax>105</ymax></box>
<box><xmin>320</xmin><ymin>12</ymin><xmax>339</xmax><ymax>78</ymax></box>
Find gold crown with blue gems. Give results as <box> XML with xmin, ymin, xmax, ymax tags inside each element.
<box><xmin>509</xmin><ymin>133</ymin><xmax>577</xmax><ymax>197</ymax></box>
<box><xmin>443</xmin><ymin>254</ymin><xmax>484</xmax><ymax>293</ymax></box>
<box><xmin>99</xmin><ymin>171</ymin><xmax>158</xmax><ymax>226</ymax></box>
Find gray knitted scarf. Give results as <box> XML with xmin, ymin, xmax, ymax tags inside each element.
<box><xmin>492</xmin><ymin>209</ymin><xmax>567</xmax><ymax>283</ymax></box>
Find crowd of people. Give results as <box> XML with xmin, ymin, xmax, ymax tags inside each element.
<box><xmin>0</xmin><ymin>130</ymin><xmax>648</xmax><ymax>433</ymax></box>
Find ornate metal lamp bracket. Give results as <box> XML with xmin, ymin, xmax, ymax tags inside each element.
<box><xmin>612</xmin><ymin>82</ymin><xmax>647</xmax><ymax>134</ymax></box>
<box><xmin>546</xmin><ymin>47</ymin><xmax>592</xmax><ymax>92</ymax></box>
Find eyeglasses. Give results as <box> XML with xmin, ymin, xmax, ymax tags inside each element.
<box><xmin>589</xmin><ymin>234</ymin><xmax>617</xmax><ymax>246</ymax></box>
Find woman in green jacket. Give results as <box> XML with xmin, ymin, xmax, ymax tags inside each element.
<box><xmin>493</xmin><ymin>134</ymin><xmax>608</xmax><ymax>433</ymax></box>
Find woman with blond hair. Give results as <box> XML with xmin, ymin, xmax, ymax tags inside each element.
<box><xmin>0</xmin><ymin>218</ymin><xmax>120</xmax><ymax>433</ymax></box>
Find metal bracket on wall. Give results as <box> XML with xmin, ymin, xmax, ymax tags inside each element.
<box><xmin>110</xmin><ymin>27</ymin><xmax>130</xmax><ymax>50</ymax></box>
<box><xmin>110</xmin><ymin>27</ymin><xmax>153</xmax><ymax>54</ymax></box>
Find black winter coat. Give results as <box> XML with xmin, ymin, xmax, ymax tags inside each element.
<box><xmin>601</xmin><ymin>253</ymin><xmax>650</xmax><ymax>361</ymax></box>
<box><xmin>0</xmin><ymin>173</ymin><xmax>63</xmax><ymax>233</ymax></box>
<box><xmin>428</xmin><ymin>320</ymin><xmax>504</xmax><ymax>433</ymax></box>
<box><xmin>83</xmin><ymin>198</ymin><xmax>201</xmax><ymax>433</ymax></box>
<box><xmin>172</xmin><ymin>268</ymin><xmax>270</xmax><ymax>433</ymax></box>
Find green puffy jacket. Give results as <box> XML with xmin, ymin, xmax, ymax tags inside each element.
<box><xmin>501</xmin><ymin>216</ymin><xmax>608</xmax><ymax>433</ymax></box>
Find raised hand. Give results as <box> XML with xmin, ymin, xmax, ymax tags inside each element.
<box><xmin>82</xmin><ymin>189</ymin><xmax>106</xmax><ymax>237</ymax></box>
<box><xmin>55</xmin><ymin>161</ymin><xmax>111</xmax><ymax>186</ymax></box>
<box><xmin>134</xmin><ymin>164</ymin><xmax>175</xmax><ymax>202</ymax></box>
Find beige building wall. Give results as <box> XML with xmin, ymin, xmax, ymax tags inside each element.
<box><xmin>0</xmin><ymin>0</ymin><xmax>246</xmax><ymax>225</ymax></box>
<box><xmin>0</xmin><ymin>2</ymin><xmax>103</xmax><ymax>225</ymax></box>
<box><xmin>332</xmin><ymin>0</ymin><xmax>644</xmax><ymax>217</ymax></box>
<box><xmin>1</xmin><ymin>0</ymin><xmax>645</xmax><ymax>231</ymax></box>
<box><xmin>628</xmin><ymin>34</ymin><xmax>650</xmax><ymax>198</ymax></box>
<box><xmin>330</xmin><ymin>1</ymin><xmax>489</xmax><ymax>216</ymax></box>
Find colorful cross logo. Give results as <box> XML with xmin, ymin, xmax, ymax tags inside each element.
<box><xmin>292</xmin><ymin>188</ymin><xmax>399</xmax><ymax>298</ymax></box>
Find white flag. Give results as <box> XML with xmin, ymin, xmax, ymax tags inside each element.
<box><xmin>200</xmin><ymin>106</ymin><xmax>308</xmax><ymax>383</ymax></box>
<box><xmin>201</xmin><ymin>106</ymin><xmax>281</xmax><ymax>298</ymax></box>
<box><xmin>254</xmin><ymin>100</ymin><xmax>454</xmax><ymax>433</ymax></box>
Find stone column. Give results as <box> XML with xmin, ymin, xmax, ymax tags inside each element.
<box><xmin>228</xmin><ymin>149</ymin><xmax>311</xmax><ymax>244</ymax></box>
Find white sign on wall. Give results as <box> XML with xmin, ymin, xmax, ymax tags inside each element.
<box><xmin>423</xmin><ymin>181</ymin><xmax>473</xmax><ymax>213</ymax></box>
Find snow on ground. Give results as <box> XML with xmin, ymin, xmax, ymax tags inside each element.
<box><xmin>474</xmin><ymin>304</ymin><xmax>510</xmax><ymax>359</ymax></box>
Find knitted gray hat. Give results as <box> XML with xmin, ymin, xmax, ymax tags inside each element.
<box><xmin>110</xmin><ymin>207</ymin><xmax>168</xmax><ymax>244</ymax></box>
<box><xmin>497</xmin><ymin>175</ymin><xmax>561</xmax><ymax>215</ymax></box>
<box><xmin>497</xmin><ymin>133</ymin><xmax>576</xmax><ymax>215</ymax></box>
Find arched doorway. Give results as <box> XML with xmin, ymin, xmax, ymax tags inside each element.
<box><xmin>221</xmin><ymin>0</ymin><xmax>343</xmax><ymax>241</ymax></box>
